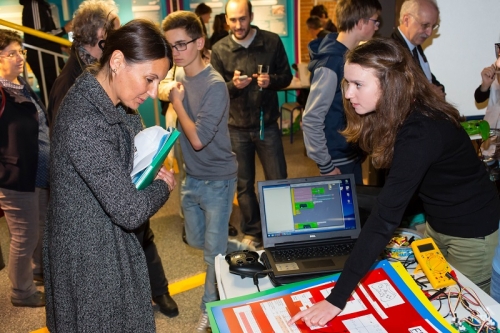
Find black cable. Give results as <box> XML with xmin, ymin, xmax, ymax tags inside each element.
<box><xmin>253</xmin><ymin>270</ymin><xmax>273</xmax><ymax>292</ymax></box>
<box><xmin>446</xmin><ymin>272</ymin><xmax>462</xmax><ymax>291</ymax></box>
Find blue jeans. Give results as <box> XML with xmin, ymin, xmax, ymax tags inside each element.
<box><xmin>230</xmin><ymin>123</ymin><xmax>287</xmax><ymax>238</ymax></box>
<box><xmin>491</xmin><ymin>221</ymin><xmax>500</xmax><ymax>302</ymax></box>
<box><xmin>491</xmin><ymin>268</ymin><xmax>500</xmax><ymax>303</ymax></box>
<box><xmin>181</xmin><ymin>175</ymin><xmax>246</xmax><ymax>311</ymax></box>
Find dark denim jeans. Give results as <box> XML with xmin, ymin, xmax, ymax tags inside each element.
<box><xmin>230</xmin><ymin>123</ymin><xmax>287</xmax><ymax>238</ymax></box>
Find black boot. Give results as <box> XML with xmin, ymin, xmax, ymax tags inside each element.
<box><xmin>228</xmin><ymin>224</ymin><xmax>238</xmax><ymax>237</ymax></box>
<box><xmin>153</xmin><ymin>293</ymin><xmax>179</xmax><ymax>317</ymax></box>
<box><xmin>182</xmin><ymin>223</ymin><xmax>188</xmax><ymax>244</ymax></box>
<box><xmin>0</xmin><ymin>245</ymin><xmax>4</xmax><ymax>270</ymax></box>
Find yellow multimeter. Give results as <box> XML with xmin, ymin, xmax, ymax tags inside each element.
<box><xmin>411</xmin><ymin>238</ymin><xmax>456</xmax><ymax>289</ymax></box>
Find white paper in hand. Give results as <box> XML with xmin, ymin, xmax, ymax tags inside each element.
<box><xmin>131</xmin><ymin>126</ymin><xmax>169</xmax><ymax>178</ymax></box>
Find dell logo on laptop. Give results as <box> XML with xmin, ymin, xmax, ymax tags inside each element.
<box><xmin>310</xmin><ymin>235</ymin><xmax>316</xmax><ymax>238</ymax></box>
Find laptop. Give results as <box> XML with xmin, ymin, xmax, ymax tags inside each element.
<box><xmin>258</xmin><ymin>174</ymin><xmax>362</xmax><ymax>285</ymax></box>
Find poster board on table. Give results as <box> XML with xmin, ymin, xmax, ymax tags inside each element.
<box><xmin>206</xmin><ymin>260</ymin><xmax>456</xmax><ymax>333</ymax></box>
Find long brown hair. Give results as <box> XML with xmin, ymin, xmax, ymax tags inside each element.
<box><xmin>341</xmin><ymin>38</ymin><xmax>460</xmax><ymax>169</ymax></box>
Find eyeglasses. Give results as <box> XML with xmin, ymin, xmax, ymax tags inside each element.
<box><xmin>368</xmin><ymin>18</ymin><xmax>381</xmax><ymax>27</ymax></box>
<box><xmin>170</xmin><ymin>38</ymin><xmax>199</xmax><ymax>52</ymax></box>
<box><xmin>0</xmin><ymin>49</ymin><xmax>27</xmax><ymax>59</ymax></box>
<box><xmin>408</xmin><ymin>14</ymin><xmax>439</xmax><ymax>31</ymax></box>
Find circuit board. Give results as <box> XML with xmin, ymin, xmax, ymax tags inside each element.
<box><xmin>452</xmin><ymin>321</ymin><xmax>500</xmax><ymax>333</ymax></box>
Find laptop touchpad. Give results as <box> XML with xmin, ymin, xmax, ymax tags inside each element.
<box><xmin>303</xmin><ymin>259</ymin><xmax>335</xmax><ymax>268</ymax></box>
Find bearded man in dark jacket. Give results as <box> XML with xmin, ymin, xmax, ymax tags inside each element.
<box><xmin>211</xmin><ymin>0</ymin><xmax>292</xmax><ymax>248</ymax></box>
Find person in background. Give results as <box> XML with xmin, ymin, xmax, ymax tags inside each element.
<box><xmin>0</xmin><ymin>29</ymin><xmax>49</xmax><ymax>308</ymax></box>
<box><xmin>474</xmin><ymin>63</ymin><xmax>498</xmax><ymax>104</ymax></box>
<box><xmin>210</xmin><ymin>13</ymin><xmax>229</xmax><ymax>47</ymax></box>
<box><xmin>47</xmin><ymin>0</ymin><xmax>119</xmax><ymax>126</ymax></box>
<box><xmin>211</xmin><ymin>0</ymin><xmax>293</xmax><ymax>248</ymax></box>
<box><xmin>289</xmin><ymin>38</ymin><xmax>500</xmax><ymax>328</ymax></box>
<box><xmin>306</xmin><ymin>15</ymin><xmax>330</xmax><ymax>40</ymax></box>
<box><xmin>195</xmin><ymin>2</ymin><xmax>213</xmax><ymax>50</ymax></box>
<box><xmin>43</xmin><ymin>19</ymin><xmax>174</xmax><ymax>332</ymax></box>
<box><xmin>310</xmin><ymin>4</ymin><xmax>337</xmax><ymax>33</ymax></box>
<box><xmin>391</xmin><ymin>0</ymin><xmax>445</xmax><ymax>98</ymax></box>
<box><xmin>473</xmin><ymin>60</ymin><xmax>500</xmax><ymax>130</ymax></box>
<box><xmin>47</xmin><ymin>0</ymin><xmax>179</xmax><ymax>318</ymax></box>
<box><xmin>302</xmin><ymin>0</ymin><xmax>381</xmax><ymax>184</ymax></box>
<box><xmin>20</xmin><ymin>0</ymin><xmax>72</xmax><ymax>106</ymax></box>
<box><xmin>161</xmin><ymin>11</ymin><xmax>252</xmax><ymax>332</ymax></box>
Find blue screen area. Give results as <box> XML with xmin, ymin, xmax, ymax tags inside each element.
<box><xmin>262</xmin><ymin>178</ymin><xmax>357</xmax><ymax>238</ymax></box>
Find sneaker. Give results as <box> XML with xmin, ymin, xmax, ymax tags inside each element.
<box><xmin>241</xmin><ymin>235</ymin><xmax>262</xmax><ymax>250</ymax></box>
<box><xmin>11</xmin><ymin>291</ymin><xmax>45</xmax><ymax>307</ymax></box>
<box><xmin>195</xmin><ymin>312</ymin><xmax>210</xmax><ymax>332</ymax></box>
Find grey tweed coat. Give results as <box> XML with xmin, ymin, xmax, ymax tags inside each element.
<box><xmin>43</xmin><ymin>72</ymin><xmax>170</xmax><ymax>332</ymax></box>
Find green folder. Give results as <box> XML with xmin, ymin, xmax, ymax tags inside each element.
<box><xmin>133</xmin><ymin>128</ymin><xmax>180</xmax><ymax>190</ymax></box>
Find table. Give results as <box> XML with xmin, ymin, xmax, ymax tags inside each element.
<box><xmin>215</xmin><ymin>253</ymin><xmax>500</xmax><ymax>325</ymax></box>
<box><xmin>281</xmin><ymin>77</ymin><xmax>310</xmax><ymax>103</ymax></box>
<box><xmin>278</xmin><ymin>78</ymin><xmax>310</xmax><ymax>143</ymax></box>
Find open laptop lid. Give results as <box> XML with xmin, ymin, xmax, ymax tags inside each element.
<box><xmin>258</xmin><ymin>174</ymin><xmax>362</xmax><ymax>249</ymax></box>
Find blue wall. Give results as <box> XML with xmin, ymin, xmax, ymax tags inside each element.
<box><xmin>66</xmin><ymin>0</ymin><xmax>168</xmax><ymax>127</ymax></box>
<box><xmin>35</xmin><ymin>0</ymin><xmax>297</xmax><ymax>127</ymax></box>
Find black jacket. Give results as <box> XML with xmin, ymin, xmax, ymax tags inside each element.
<box><xmin>48</xmin><ymin>46</ymin><xmax>86</xmax><ymax>126</ymax></box>
<box><xmin>0</xmin><ymin>77</ymin><xmax>47</xmax><ymax>192</ymax></box>
<box><xmin>211</xmin><ymin>26</ymin><xmax>292</xmax><ymax>130</ymax></box>
<box><xmin>20</xmin><ymin>0</ymin><xmax>65</xmax><ymax>53</ymax></box>
<box><xmin>391</xmin><ymin>29</ymin><xmax>445</xmax><ymax>92</ymax></box>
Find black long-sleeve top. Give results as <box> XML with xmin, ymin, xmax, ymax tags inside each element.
<box><xmin>326</xmin><ymin>108</ymin><xmax>500</xmax><ymax>309</ymax></box>
<box><xmin>474</xmin><ymin>85</ymin><xmax>490</xmax><ymax>104</ymax></box>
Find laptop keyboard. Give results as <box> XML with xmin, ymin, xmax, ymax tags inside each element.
<box><xmin>271</xmin><ymin>242</ymin><xmax>355</xmax><ymax>262</ymax></box>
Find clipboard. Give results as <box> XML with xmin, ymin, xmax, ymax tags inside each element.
<box><xmin>132</xmin><ymin>127</ymin><xmax>180</xmax><ymax>190</ymax></box>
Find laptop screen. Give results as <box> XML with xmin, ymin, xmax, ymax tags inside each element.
<box><xmin>258</xmin><ymin>175</ymin><xmax>361</xmax><ymax>248</ymax></box>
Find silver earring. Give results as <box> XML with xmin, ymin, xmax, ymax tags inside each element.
<box><xmin>112</xmin><ymin>68</ymin><xmax>117</xmax><ymax>74</ymax></box>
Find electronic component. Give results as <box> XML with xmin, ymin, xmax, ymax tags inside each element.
<box><xmin>460</xmin><ymin>120</ymin><xmax>490</xmax><ymax>141</ymax></box>
<box><xmin>411</xmin><ymin>238</ymin><xmax>456</xmax><ymax>289</ymax></box>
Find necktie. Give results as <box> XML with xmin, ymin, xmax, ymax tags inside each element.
<box><xmin>412</xmin><ymin>47</ymin><xmax>422</xmax><ymax>69</ymax></box>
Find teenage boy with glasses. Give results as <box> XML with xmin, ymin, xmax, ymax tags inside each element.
<box><xmin>160</xmin><ymin>11</ymin><xmax>252</xmax><ymax>332</ymax></box>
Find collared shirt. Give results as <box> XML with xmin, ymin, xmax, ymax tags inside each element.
<box><xmin>398</xmin><ymin>27</ymin><xmax>433</xmax><ymax>83</ymax></box>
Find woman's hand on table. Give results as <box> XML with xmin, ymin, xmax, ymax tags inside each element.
<box><xmin>288</xmin><ymin>300</ymin><xmax>342</xmax><ymax>328</ymax></box>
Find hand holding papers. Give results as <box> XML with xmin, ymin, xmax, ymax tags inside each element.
<box><xmin>131</xmin><ymin>126</ymin><xmax>180</xmax><ymax>190</ymax></box>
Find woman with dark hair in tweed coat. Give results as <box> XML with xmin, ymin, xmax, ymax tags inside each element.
<box><xmin>43</xmin><ymin>19</ymin><xmax>174</xmax><ymax>332</ymax></box>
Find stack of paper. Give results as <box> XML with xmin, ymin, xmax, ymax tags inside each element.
<box><xmin>131</xmin><ymin>126</ymin><xmax>180</xmax><ymax>190</ymax></box>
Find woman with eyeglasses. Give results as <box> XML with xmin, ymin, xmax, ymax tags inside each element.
<box><xmin>0</xmin><ymin>29</ymin><xmax>49</xmax><ymax>307</ymax></box>
<box><xmin>47</xmin><ymin>0</ymin><xmax>120</xmax><ymax>127</ymax></box>
<box><xmin>43</xmin><ymin>19</ymin><xmax>174</xmax><ymax>332</ymax></box>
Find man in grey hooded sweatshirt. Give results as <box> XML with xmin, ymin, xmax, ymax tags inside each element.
<box><xmin>302</xmin><ymin>0</ymin><xmax>381</xmax><ymax>184</ymax></box>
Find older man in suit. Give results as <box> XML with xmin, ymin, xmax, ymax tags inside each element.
<box><xmin>392</xmin><ymin>0</ymin><xmax>445</xmax><ymax>98</ymax></box>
